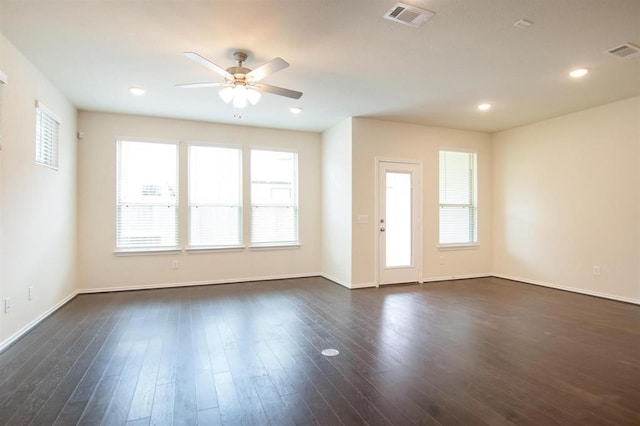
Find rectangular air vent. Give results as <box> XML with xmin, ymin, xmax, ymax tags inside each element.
<box><xmin>605</xmin><ymin>43</ymin><xmax>640</xmax><ymax>59</ymax></box>
<box><xmin>383</xmin><ymin>2</ymin><xmax>435</xmax><ymax>28</ymax></box>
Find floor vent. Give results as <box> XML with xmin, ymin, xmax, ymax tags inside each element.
<box><xmin>383</xmin><ymin>2</ymin><xmax>435</xmax><ymax>28</ymax></box>
<box><xmin>605</xmin><ymin>43</ymin><xmax>640</xmax><ymax>59</ymax></box>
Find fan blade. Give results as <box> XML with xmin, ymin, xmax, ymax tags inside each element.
<box><xmin>254</xmin><ymin>83</ymin><xmax>303</xmax><ymax>99</ymax></box>
<box><xmin>175</xmin><ymin>82</ymin><xmax>229</xmax><ymax>88</ymax></box>
<box><xmin>184</xmin><ymin>52</ymin><xmax>233</xmax><ymax>80</ymax></box>
<box><xmin>246</xmin><ymin>58</ymin><xmax>289</xmax><ymax>82</ymax></box>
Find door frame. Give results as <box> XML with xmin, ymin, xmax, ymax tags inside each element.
<box><xmin>374</xmin><ymin>157</ymin><xmax>423</xmax><ymax>287</ymax></box>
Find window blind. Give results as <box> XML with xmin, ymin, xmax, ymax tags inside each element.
<box><xmin>188</xmin><ymin>145</ymin><xmax>242</xmax><ymax>247</ymax></box>
<box><xmin>439</xmin><ymin>150</ymin><xmax>477</xmax><ymax>245</ymax></box>
<box><xmin>35</xmin><ymin>101</ymin><xmax>60</xmax><ymax>169</ymax></box>
<box><xmin>116</xmin><ymin>140</ymin><xmax>178</xmax><ymax>250</ymax></box>
<box><xmin>250</xmin><ymin>150</ymin><xmax>298</xmax><ymax>246</ymax></box>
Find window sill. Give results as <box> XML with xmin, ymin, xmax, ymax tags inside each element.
<box><xmin>438</xmin><ymin>243</ymin><xmax>479</xmax><ymax>251</ymax></box>
<box><xmin>114</xmin><ymin>248</ymin><xmax>181</xmax><ymax>256</ymax></box>
<box><xmin>249</xmin><ymin>243</ymin><xmax>300</xmax><ymax>251</ymax></box>
<box><xmin>186</xmin><ymin>246</ymin><xmax>245</xmax><ymax>254</ymax></box>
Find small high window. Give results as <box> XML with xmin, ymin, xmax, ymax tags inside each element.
<box><xmin>35</xmin><ymin>101</ymin><xmax>60</xmax><ymax>169</ymax></box>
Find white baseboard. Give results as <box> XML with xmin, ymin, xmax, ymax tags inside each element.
<box><xmin>422</xmin><ymin>273</ymin><xmax>492</xmax><ymax>283</ymax></box>
<box><xmin>320</xmin><ymin>274</ymin><xmax>377</xmax><ymax>289</ymax></box>
<box><xmin>493</xmin><ymin>273</ymin><xmax>640</xmax><ymax>305</ymax></box>
<box><xmin>322</xmin><ymin>273</ymin><xmax>494</xmax><ymax>289</ymax></box>
<box><xmin>350</xmin><ymin>282</ymin><xmax>377</xmax><ymax>289</ymax></box>
<box><xmin>0</xmin><ymin>290</ymin><xmax>79</xmax><ymax>353</ymax></box>
<box><xmin>78</xmin><ymin>272</ymin><xmax>322</xmax><ymax>294</ymax></box>
<box><xmin>320</xmin><ymin>274</ymin><xmax>352</xmax><ymax>289</ymax></box>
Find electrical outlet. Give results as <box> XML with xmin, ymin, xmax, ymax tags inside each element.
<box><xmin>592</xmin><ymin>266</ymin><xmax>601</xmax><ymax>276</ymax></box>
<box><xmin>28</xmin><ymin>286</ymin><xmax>34</xmax><ymax>301</ymax></box>
<box><xmin>4</xmin><ymin>298</ymin><xmax>11</xmax><ymax>314</ymax></box>
<box><xmin>172</xmin><ymin>260</ymin><xmax>179</xmax><ymax>270</ymax></box>
<box><xmin>439</xmin><ymin>256</ymin><xmax>445</xmax><ymax>265</ymax></box>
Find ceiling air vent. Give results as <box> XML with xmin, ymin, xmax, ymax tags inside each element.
<box><xmin>383</xmin><ymin>2</ymin><xmax>435</xmax><ymax>28</ymax></box>
<box><xmin>605</xmin><ymin>43</ymin><xmax>640</xmax><ymax>59</ymax></box>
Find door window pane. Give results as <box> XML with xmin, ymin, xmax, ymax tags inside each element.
<box><xmin>386</xmin><ymin>172</ymin><xmax>412</xmax><ymax>267</ymax></box>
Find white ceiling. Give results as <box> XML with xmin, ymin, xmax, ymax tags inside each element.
<box><xmin>1</xmin><ymin>0</ymin><xmax>639</xmax><ymax>133</ymax></box>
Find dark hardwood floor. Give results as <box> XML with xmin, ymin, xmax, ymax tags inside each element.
<box><xmin>1</xmin><ymin>276</ymin><xmax>639</xmax><ymax>425</ymax></box>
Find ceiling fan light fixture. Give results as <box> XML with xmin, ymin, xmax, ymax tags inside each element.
<box><xmin>129</xmin><ymin>86</ymin><xmax>145</xmax><ymax>96</ymax></box>
<box><xmin>246</xmin><ymin>88</ymin><xmax>261</xmax><ymax>105</ymax></box>
<box><xmin>233</xmin><ymin>85</ymin><xmax>248</xmax><ymax>109</ymax></box>
<box><xmin>219</xmin><ymin>87</ymin><xmax>234</xmax><ymax>103</ymax></box>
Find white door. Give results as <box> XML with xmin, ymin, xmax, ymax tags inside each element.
<box><xmin>377</xmin><ymin>161</ymin><xmax>421</xmax><ymax>285</ymax></box>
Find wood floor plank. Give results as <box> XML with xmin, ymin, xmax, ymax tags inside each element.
<box><xmin>173</xmin><ymin>291</ymin><xmax>198</xmax><ymax>426</ymax></box>
<box><xmin>197</xmin><ymin>407</ymin><xmax>222</xmax><ymax>425</ymax></box>
<box><xmin>149</xmin><ymin>382</ymin><xmax>175</xmax><ymax>426</ymax></box>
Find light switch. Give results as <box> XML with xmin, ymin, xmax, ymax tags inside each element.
<box><xmin>357</xmin><ymin>214</ymin><xmax>369</xmax><ymax>224</ymax></box>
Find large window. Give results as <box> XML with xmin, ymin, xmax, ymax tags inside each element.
<box><xmin>188</xmin><ymin>145</ymin><xmax>242</xmax><ymax>248</ymax></box>
<box><xmin>115</xmin><ymin>143</ymin><xmax>299</xmax><ymax>251</ymax></box>
<box><xmin>439</xmin><ymin>150</ymin><xmax>477</xmax><ymax>246</ymax></box>
<box><xmin>35</xmin><ymin>101</ymin><xmax>60</xmax><ymax>169</ymax></box>
<box><xmin>250</xmin><ymin>149</ymin><xmax>298</xmax><ymax>246</ymax></box>
<box><xmin>116</xmin><ymin>140</ymin><xmax>178</xmax><ymax>251</ymax></box>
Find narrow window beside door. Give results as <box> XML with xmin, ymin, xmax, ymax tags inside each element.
<box><xmin>439</xmin><ymin>150</ymin><xmax>477</xmax><ymax>246</ymax></box>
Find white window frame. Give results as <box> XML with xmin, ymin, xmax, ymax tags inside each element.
<box><xmin>438</xmin><ymin>149</ymin><xmax>478</xmax><ymax>249</ymax></box>
<box><xmin>0</xmin><ymin>71</ymin><xmax>6</xmax><ymax>151</ymax></box>
<box><xmin>187</xmin><ymin>143</ymin><xmax>243</xmax><ymax>250</ymax></box>
<box><xmin>35</xmin><ymin>100</ymin><xmax>60</xmax><ymax>170</ymax></box>
<box><xmin>249</xmin><ymin>148</ymin><xmax>299</xmax><ymax>248</ymax></box>
<box><xmin>115</xmin><ymin>138</ymin><xmax>179</xmax><ymax>253</ymax></box>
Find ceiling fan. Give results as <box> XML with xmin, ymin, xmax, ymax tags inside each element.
<box><xmin>177</xmin><ymin>51</ymin><xmax>303</xmax><ymax>111</ymax></box>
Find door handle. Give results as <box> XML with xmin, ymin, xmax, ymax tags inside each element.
<box><xmin>380</xmin><ymin>227</ymin><xmax>385</xmax><ymax>232</ymax></box>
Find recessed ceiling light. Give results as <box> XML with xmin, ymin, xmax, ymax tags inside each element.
<box><xmin>569</xmin><ymin>68</ymin><xmax>588</xmax><ymax>78</ymax></box>
<box><xmin>130</xmin><ymin>87</ymin><xmax>145</xmax><ymax>96</ymax></box>
<box><xmin>478</xmin><ymin>103</ymin><xmax>492</xmax><ymax>111</ymax></box>
<box><xmin>290</xmin><ymin>107</ymin><xmax>302</xmax><ymax>114</ymax></box>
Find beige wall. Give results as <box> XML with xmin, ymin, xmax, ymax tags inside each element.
<box><xmin>0</xmin><ymin>33</ymin><xmax>77</xmax><ymax>347</ymax></box>
<box><xmin>492</xmin><ymin>96</ymin><xmax>640</xmax><ymax>303</ymax></box>
<box><xmin>77</xmin><ymin>111</ymin><xmax>321</xmax><ymax>290</ymax></box>
<box><xmin>321</xmin><ymin>118</ymin><xmax>352</xmax><ymax>286</ymax></box>
<box><xmin>351</xmin><ymin>118</ymin><xmax>492</xmax><ymax>286</ymax></box>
